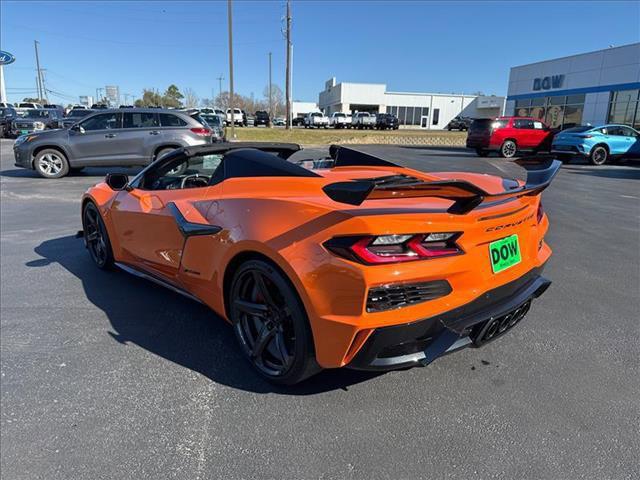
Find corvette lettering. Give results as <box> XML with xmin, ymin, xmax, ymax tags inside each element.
<box><xmin>486</xmin><ymin>213</ymin><xmax>534</xmax><ymax>232</ymax></box>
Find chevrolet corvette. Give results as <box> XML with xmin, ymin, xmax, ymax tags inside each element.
<box><xmin>81</xmin><ymin>142</ymin><xmax>559</xmax><ymax>384</ymax></box>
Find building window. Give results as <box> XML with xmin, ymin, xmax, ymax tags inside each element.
<box><xmin>432</xmin><ymin>108</ymin><xmax>440</xmax><ymax>125</ymax></box>
<box><xmin>398</xmin><ymin>107</ymin><xmax>406</xmax><ymax>125</ymax></box>
<box><xmin>514</xmin><ymin>94</ymin><xmax>585</xmax><ymax>129</ymax></box>
<box><xmin>385</xmin><ymin>106</ymin><xmax>430</xmax><ymax>126</ymax></box>
<box><xmin>607</xmin><ymin>89</ymin><xmax>639</xmax><ymax>127</ymax></box>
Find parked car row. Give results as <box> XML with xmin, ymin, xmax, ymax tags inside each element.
<box><xmin>465</xmin><ymin>115</ymin><xmax>639</xmax><ymax>165</ymax></box>
<box><xmin>299</xmin><ymin>111</ymin><xmax>400</xmax><ymax>130</ymax></box>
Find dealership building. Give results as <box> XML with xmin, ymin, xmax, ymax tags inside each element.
<box><xmin>318</xmin><ymin>78</ymin><xmax>503</xmax><ymax>129</ymax></box>
<box><xmin>505</xmin><ymin>43</ymin><xmax>640</xmax><ymax>130</ymax></box>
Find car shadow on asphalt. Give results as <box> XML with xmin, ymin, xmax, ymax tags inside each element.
<box><xmin>0</xmin><ymin>166</ymin><xmax>143</xmax><ymax>179</ymax></box>
<box><xmin>27</xmin><ymin>235</ymin><xmax>384</xmax><ymax>394</ymax></box>
<box><xmin>0</xmin><ymin>168</ymin><xmax>42</xmax><ymax>178</ymax></box>
<box><xmin>561</xmin><ymin>164</ymin><xmax>640</xmax><ymax>180</ymax></box>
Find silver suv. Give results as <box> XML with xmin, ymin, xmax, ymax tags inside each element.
<box><xmin>13</xmin><ymin>108</ymin><xmax>214</xmax><ymax>178</ymax></box>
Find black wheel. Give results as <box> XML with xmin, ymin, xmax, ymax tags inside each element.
<box><xmin>34</xmin><ymin>149</ymin><xmax>69</xmax><ymax>178</ymax></box>
<box><xmin>500</xmin><ymin>140</ymin><xmax>517</xmax><ymax>158</ymax></box>
<box><xmin>229</xmin><ymin>260</ymin><xmax>319</xmax><ymax>385</ymax></box>
<box><xmin>82</xmin><ymin>202</ymin><xmax>114</xmax><ymax>269</ymax></box>
<box><xmin>589</xmin><ymin>145</ymin><xmax>608</xmax><ymax>165</ymax></box>
<box><xmin>476</xmin><ymin>148</ymin><xmax>490</xmax><ymax>157</ymax></box>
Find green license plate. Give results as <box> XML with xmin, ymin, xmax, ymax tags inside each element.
<box><xmin>489</xmin><ymin>234</ymin><xmax>521</xmax><ymax>273</ymax></box>
<box><xmin>21</xmin><ymin>130</ymin><xmax>29</xmax><ymax>134</ymax></box>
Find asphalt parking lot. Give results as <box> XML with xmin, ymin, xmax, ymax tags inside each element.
<box><xmin>1</xmin><ymin>138</ymin><xmax>638</xmax><ymax>479</ymax></box>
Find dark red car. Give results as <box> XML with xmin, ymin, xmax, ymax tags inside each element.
<box><xmin>466</xmin><ymin>117</ymin><xmax>555</xmax><ymax>158</ymax></box>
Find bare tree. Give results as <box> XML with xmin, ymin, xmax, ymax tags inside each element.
<box><xmin>184</xmin><ymin>88</ymin><xmax>199</xmax><ymax>109</ymax></box>
<box><xmin>263</xmin><ymin>84</ymin><xmax>284</xmax><ymax>116</ymax></box>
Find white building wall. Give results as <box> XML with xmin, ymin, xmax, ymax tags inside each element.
<box><xmin>292</xmin><ymin>101</ymin><xmax>319</xmax><ymax>117</ymax></box>
<box><xmin>506</xmin><ymin>43</ymin><xmax>640</xmax><ymax>126</ymax></box>
<box><xmin>318</xmin><ymin>78</ymin><xmax>503</xmax><ymax>129</ymax></box>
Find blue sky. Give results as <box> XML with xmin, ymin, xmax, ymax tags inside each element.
<box><xmin>1</xmin><ymin>0</ymin><xmax>639</xmax><ymax>105</ymax></box>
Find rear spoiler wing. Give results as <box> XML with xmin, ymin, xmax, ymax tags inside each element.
<box><xmin>322</xmin><ymin>151</ymin><xmax>561</xmax><ymax>214</ymax></box>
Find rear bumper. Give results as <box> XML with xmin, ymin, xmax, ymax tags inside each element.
<box><xmin>466</xmin><ymin>138</ymin><xmax>492</xmax><ymax>149</ymax></box>
<box><xmin>551</xmin><ymin>145</ymin><xmax>586</xmax><ymax>156</ymax></box>
<box><xmin>347</xmin><ymin>266</ymin><xmax>550</xmax><ymax>371</ymax></box>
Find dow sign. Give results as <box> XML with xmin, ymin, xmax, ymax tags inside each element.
<box><xmin>0</xmin><ymin>51</ymin><xmax>16</xmax><ymax>65</ymax></box>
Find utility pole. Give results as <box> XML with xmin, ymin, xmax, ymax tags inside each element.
<box><xmin>227</xmin><ymin>0</ymin><xmax>236</xmax><ymax>139</ymax></box>
<box><xmin>216</xmin><ymin>75</ymin><xmax>224</xmax><ymax>106</ymax></box>
<box><xmin>285</xmin><ymin>0</ymin><xmax>292</xmax><ymax>129</ymax></box>
<box><xmin>268</xmin><ymin>51</ymin><xmax>272</xmax><ymax>121</ymax></box>
<box><xmin>40</xmin><ymin>69</ymin><xmax>49</xmax><ymax>102</ymax></box>
<box><xmin>34</xmin><ymin>40</ymin><xmax>44</xmax><ymax>102</ymax></box>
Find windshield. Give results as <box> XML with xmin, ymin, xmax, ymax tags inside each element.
<box><xmin>311</xmin><ymin>112</ymin><xmax>322</xmax><ymax>117</ymax></box>
<box><xmin>68</xmin><ymin>110</ymin><xmax>92</xmax><ymax>117</ymax></box>
<box><xmin>25</xmin><ymin>109</ymin><xmax>49</xmax><ymax>118</ymax></box>
<box><xmin>202</xmin><ymin>115</ymin><xmax>221</xmax><ymax>126</ymax></box>
<box><xmin>334</xmin><ymin>113</ymin><xmax>345</xmax><ymax>118</ymax></box>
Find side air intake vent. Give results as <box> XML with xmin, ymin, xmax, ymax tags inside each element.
<box><xmin>366</xmin><ymin>280</ymin><xmax>452</xmax><ymax>313</ymax></box>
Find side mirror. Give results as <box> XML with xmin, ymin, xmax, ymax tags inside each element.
<box><xmin>105</xmin><ymin>173</ymin><xmax>129</xmax><ymax>191</ymax></box>
<box><xmin>71</xmin><ymin>124</ymin><xmax>85</xmax><ymax>134</ymax></box>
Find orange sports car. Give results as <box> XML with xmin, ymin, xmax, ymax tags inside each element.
<box><xmin>81</xmin><ymin>143</ymin><xmax>559</xmax><ymax>385</ymax></box>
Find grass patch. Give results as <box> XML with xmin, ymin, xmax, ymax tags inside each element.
<box><xmin>229</xmin><ymin>127</ymin><xmax>467</xmax><ymax>146</ymax></box>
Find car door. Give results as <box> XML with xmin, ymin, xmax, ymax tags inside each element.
<box><xmin>604</xmin><ymin>127</ymin><xmax>629</xmax><ymax>155</ymax></box>
<box><xmin>109</xmin><ymin>153</ymin><xmax>223</xmax><ymax>282</ymax></box>
<box><xmin>116</xmin><ymin>111</ymin><xmax>161</xmax><ymax>165</ymax></box>
<box><xmin>69</xmin><ymin>112</ymin><xmax>122</xmax><ymax>165</ymax></box>
<box><xmin>621</xmin><ymin>126</ymin><xmax>640</xmax><ymax>157</ymax></box>
<box><xmin>617</xmin><ymin>126</ymin><xmax>638</xmax><ymax>156</ymax></box>
<box><xmin>513</xmin><ymin>119</ymin><xmax>535</xmax><ymax>148</ymax></box>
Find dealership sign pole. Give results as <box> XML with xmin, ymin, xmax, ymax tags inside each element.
<box><xmin>0</xmin><ymin>50</ymin><xmax>16</xmax><ymax>104</ymax></box>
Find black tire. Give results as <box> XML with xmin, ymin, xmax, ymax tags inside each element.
<box><xmin>500</xmin><ymin>140</ymin><xmax>517</xmax><ymax>158</ymax></box>
<box><xmin>589</xmin><ymin>145</ymin><xmax>608</xmax><ymax>166</ymax></box>
<box><xmin>33</xmin><ymin>148</ymin><xmax>70</xmax><ymax>178</ymax></box>
<box><xmin>229</xmin><ymin>259</ymin><xmax>320</xmax><ymax>385</ymax></box>
<box><xmin>82</xmin><ymin>202</ymin><xmax>114</xmax><ymax>269</ymax></box>
<box><xmin>476</xmin><ymin>148</ymin><xmax>490</xmax><ymax>157</ymax></box>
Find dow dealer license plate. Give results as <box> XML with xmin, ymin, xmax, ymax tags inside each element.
<box><xmin>489</xmin><ymin>234</ymin><xmax>521</xmax><ymax>273</ymax></box>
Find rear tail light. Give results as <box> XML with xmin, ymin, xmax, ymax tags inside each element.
<box><xmin>536</xmin><ymin>201</ymin><xmax>544</xmax><ymax>223</ymax></box>
<box><xmin>190</xmin><ymin>127</ymin><xmax>211</xmax><ymax>136</ymax></box>
<box><xmin>324</xmin><ymin>233</ymin><xmax>463</xmax><ymax>265</ymax></box>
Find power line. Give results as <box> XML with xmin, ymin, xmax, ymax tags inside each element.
<box><xmin>54</xmin><ymin>5</ymin><xmax>280</xmax><ymax>26</ymax></box>
<box><xmin>5</xmin><ymin>23</ymin><xmax>283</xmax><ymax>49</ymax></box>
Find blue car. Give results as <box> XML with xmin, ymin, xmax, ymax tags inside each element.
<box><xmin>551</xmin><ymin>124</ymin><xmax>640</xmax><ymax>165</ymax></box>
